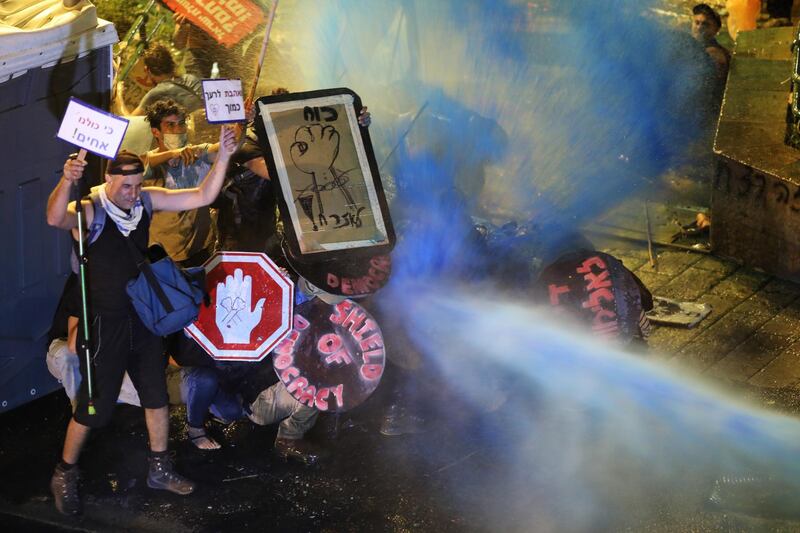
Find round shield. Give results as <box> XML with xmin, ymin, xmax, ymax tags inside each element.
<box><xmin>283</xmin><ymin>243</ymin><xmax>392</xmax><ymax>298</ymax></box>
<box><xmin>534</xmin><ymin>250</ymin><xmax>647</xmax><ymax>343</ymax></box>
<box><xmin>272</xmin><ymin>298</ymin><xmax>386</xmax><ymax>412</ymax></box>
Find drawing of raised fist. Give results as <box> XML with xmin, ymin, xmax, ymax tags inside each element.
<box><xmin>290</xmin><ymin>124</ymin><xmax>340</xmax><ymax>175</ymax></box>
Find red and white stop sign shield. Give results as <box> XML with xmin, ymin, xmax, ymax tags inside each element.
<box><xmin>273</xmin><ymin>298</ymin><xmax>385</xmax><ymax>413</ymax></box>
<box><xmin>186</xmin><ymin>252</ymin><xmax>293</xmax><ymax>361</ymax></box>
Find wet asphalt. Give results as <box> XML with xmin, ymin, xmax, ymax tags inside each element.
<box><xmin>0</xmin><ymin>374</ymin><xmax>491</xmax><ymax>533</ymax></box>
<box><xmin>3</xmin><ymin>375</ymin><xmax>800</xmax><ymax>532</ymax></box>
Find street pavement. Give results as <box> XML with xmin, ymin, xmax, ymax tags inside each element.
<box><xmin>607</xmin><ymin>243</ymin><xmax>800</xmax><ymax>410</ymax></box>
<box><xmin>2</xmin><ymin>240</ymin><xmax>800</xmax><ymax>532</ymax></box>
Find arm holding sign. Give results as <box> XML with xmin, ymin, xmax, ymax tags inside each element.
<box><xmin>147</xmin><ymin>126</ymin><xmax>237</xmax><ymax>212</ymax></box>
<box><xmin>46</xmin><ymin>157</ymin><xmax>94</xmax><ymax>230</ymax></box>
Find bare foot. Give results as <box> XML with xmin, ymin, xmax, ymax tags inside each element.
<box><xmin>187</xmin><ymin>426</ymin><xmax>221</xmax><ymax>450</ymax></box>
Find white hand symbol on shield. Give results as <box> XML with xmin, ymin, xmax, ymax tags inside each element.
<box><xmin>215</xmin><ymin>268</ymin><xmax>266</xmax><ymax>344</ymax></box>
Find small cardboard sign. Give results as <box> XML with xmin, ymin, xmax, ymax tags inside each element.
<box><xmin>202</xmin><ymin>78</ymin><xmax>246</xmax><ymax>123</ymax></box>
<box><xmin>56</xmin><ymin>97</ymin><xmax>129</xmax><ymax>159</ymax></box>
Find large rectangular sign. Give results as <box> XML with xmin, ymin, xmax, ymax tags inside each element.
<box><xmin>56</xmin><ymin>97</ymin><xmax>129</xmax><ymax>159</ymax></box>
<box><xmin>202</xmin><ymin>78</ymin><xmax>246</xmax><ymax>123</ymax></box>
<box><xmin>164</xmin><ymin>0</ymin><xmax>264</xmax><ymax>47</ymax></box>
<box><xmin>255</xmin><ymin>89</ymin><xmax>393</xmax><ymax>258</ymax></box>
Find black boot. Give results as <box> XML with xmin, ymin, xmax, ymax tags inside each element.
<box><xmin>50</xmin><ymin>463</ymin><xmax>81</xmax><ymax>515</ymax></box>
<box><xmin>146</xmin><ymin>452</ymin><xmax>195</xmax><ymax>495</ymax></box>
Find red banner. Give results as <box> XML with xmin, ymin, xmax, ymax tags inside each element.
<box><xmin>164</xmin><ymin>0</ymin><xmax>264</xmax><ymax>48</ymax></box>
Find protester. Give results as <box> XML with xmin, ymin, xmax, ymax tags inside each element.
<box><xmin>172</xmin><ymin>88</ymin><xmax>373</xmax><ymax>458</ymax></box>
<box><xmin>143</xmin><ymin>98</ymin><xmax>221</xmax><ymax>268</ymax></box>
<box><xmin>48</xmin><ymin>317</ymin><xmax>142</xmax><ymax>408</ymax></box>
<box><xmin>45</xmin><ymin>274</ymin><xmax>141</xmax><ymax>408</ymax></box>
<box><xmin>117</xmin><ymin>43</ymin><xmax>204</xmax><ymax>116</ymax></box>
<box><xmin>692</xmin><ymin>3</ymin><xmax>731</xmax><ymax>85</ymax></box>
<box><xmin>171</xmin><ymin>327</ymin><xmax>323</xmax><ymax>464</ymax></box>
<box><xmin>216</xmin><ymin>130</ymin><xmax>280</xmax><ymax>255</ymax></box>
<box><xmin>45</xmin><ymin>125</ymin><xmax>237</xmax><ymax>516</ymax></box>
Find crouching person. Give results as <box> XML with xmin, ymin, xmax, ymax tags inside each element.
<box><xmin>45</xmin><ymin>124</ymin><xmax>237</xmax><ymax>515</ymax></box>
<box><xmin>246</xmin><ymin>375</ymin><xmax>321</xmax><ymax>465</ymax></box>
<box><xmin>173</xmin><ymin>332</ymin><xmax>322</xmax><ymax>465</ymax></box>
<box><xmin>46</xmin><ymin>274</ymin><xmax>141</xmax><ymax>409</ymax></box>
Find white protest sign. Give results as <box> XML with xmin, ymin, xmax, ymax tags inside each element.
<box><xmin>56</xmin><ymin>97</ymin><xmax>129</xmax><ymax>159</ymax></box>
<box><xmin>203</xmin><ymin>78</ymin><xmax>246</xmax><ymax>123</ymax></box>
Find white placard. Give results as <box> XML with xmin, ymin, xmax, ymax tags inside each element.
<box><xmin>56</xmin><ymin>97</ymin><xmax>129</xmax><ymax>159</ymax></box>
<box><xmin>202</xmin><ymin>78</ymin><xmax>246</xmax><ymax>123</ymax></box>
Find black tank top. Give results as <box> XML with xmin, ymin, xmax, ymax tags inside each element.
<box><xmin>77</xmin><ymin>211</ymin><xmax>151</xmax><ymax>316</ymax></box>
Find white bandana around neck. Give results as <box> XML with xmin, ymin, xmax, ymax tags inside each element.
<box><xmin>95</xmin><ymin>184</ymin><xmax>143</xmax><ymax>237</ymax></box>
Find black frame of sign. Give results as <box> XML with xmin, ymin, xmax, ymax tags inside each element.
<box><xmin>253</xmin><ymin>87</ymin><xmax>395</xmax><ymax>263</ymax></box>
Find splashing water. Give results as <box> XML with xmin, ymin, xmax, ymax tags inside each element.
<box><xmin>273</xmin><ymin>0</ymin><xmax>707</xmax><ymax>224</ymax></box>
<box><xmin>265</xmin><ymin>2</ymin><xmax>800</xmax><ymax>529</ymax></box>
<box><xmin>400</xmin><ymin>288</ymin><xmax>800</xmax><ymax>530</ymax></box>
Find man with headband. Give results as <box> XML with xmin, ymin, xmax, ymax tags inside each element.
<box><xmin>45</xmin><ymin>125</ymin><xmax>238</xmax><ymax>516</ymax></box>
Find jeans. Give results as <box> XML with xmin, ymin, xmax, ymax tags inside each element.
<box><xmin>181</xmin><ymin>366</ymin><xmax>245</xmax><ymax>428</ymax></box>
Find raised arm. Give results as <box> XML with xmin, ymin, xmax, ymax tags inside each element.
<box><xmin>147</xmin><ymin>126</ymin><xmax>237</xmax><ymax>212</ymax></box>
<box><xmin>46</xmin><ymin>156</ymin><xmax>93</xmax><ymax>230</ymax></box>
<box><xmin>173</xmin><ymin>13</ymin><xmax>190</xmax><ymax>50</ymax></box>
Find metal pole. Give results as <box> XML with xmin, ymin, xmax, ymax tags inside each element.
<box><xmin>645</xmin><ymin>200</ymin><xmax>658</xmax><ymax>271</ymax></box>
<box><xmin>72</xmin><ymin>148</ymin><xmax>96</xmax><ymax>415</ymax></box>
<box><xmin>248</xmin><ymin>0</ymin><xmax>280</xmax><ymax>103</ymax></box>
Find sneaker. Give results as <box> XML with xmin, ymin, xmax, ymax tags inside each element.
<box><xmin>50</xmin><ymin>463</ymin><xmax>81</xmax><ymax>515</ymax></box>
<box><xmin>379</xmin><ymin>404</ymin><xmax>427</xmax><ymax>436</ymax></box>
<box><xmin>146</xmin><ymin>453</ymin><xmax>195</xmax><ymax>495</ymax></box>
<box><xmin>274</xmin><ymin>437</ymin><xmax>323</xmax><ymax>466</ymax></box>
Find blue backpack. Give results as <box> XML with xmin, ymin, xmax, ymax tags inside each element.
<box><xmin>124</xmin><ymin>241</ymin><xmax>207</xmax><ymax>337</ymax></box>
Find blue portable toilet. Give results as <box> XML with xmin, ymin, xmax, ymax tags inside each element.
<box><xmin>0</xmin><ymin>1</ymin><xmax>117</xmax><ymax>412</ymax></box>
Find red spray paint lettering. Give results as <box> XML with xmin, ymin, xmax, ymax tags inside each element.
<box><xmin>325</xmin><ymin>255</ymin><xmax>391</xmax><ymax>295</ymax></box>
<box><xmin>576</xmin><ymin>256</ymin><xmax>620</xmax><ymax>337</ymax></box>
<box><xmin>548</xmin><ymin>283</ymin><xmax>570</xmax><ymax>305</ymax></box>
<box><xmin>330</xmin><ymin>301</ymin><xmax>385</xmax><ymax>380</ymax></box>
<box><xmin>317</xmin><ymin>333</ymin><xmax>353</xmax><ymax>365</ymax></box>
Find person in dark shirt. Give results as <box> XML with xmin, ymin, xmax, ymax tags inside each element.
<box><xmin>45</xmin><ymin>125</ymin><xmax>237</xmax><ymax>516</ymax></box>
<box><xmin>691</xmin><ymin>3</ymin><xmax>731</xmax><ymax>86</ymax></box>
<box><xmin>117</xmin><ymin>44</ymin><xmax>204</xmax><ymax>116</ymax></box>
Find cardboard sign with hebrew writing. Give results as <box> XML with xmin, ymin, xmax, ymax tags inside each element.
<box><xmin>57</xmin><ymin>97</ymin><xmax>129</xmax><ymax>159</ymax></box>
<box><xmin>254</xmin><ymin>88</ymin><xmax>395</xmax><ymax>262</ymax></box>
<box><xmin>202</xmin><ymin>78</ymin><xmax>245</xmax><ymax>123</ymax></box>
